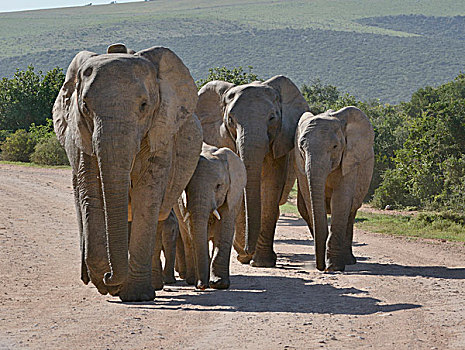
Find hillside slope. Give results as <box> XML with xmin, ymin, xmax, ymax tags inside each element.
<box><xmin>1</xmin><ymin>0</ymin><xmax>464</xmax><ymax>102</ymax></box>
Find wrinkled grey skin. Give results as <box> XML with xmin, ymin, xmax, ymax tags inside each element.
<box><xmin>295</xmin><ymin>107</ymin><xmax>374</xmax><ymax>271</ymax></box>
<box><xmin>53</xmin><ymin>43</ymin><xmax>202</xmax><ymax>301</ymax></box>
<box><xmin>175</xmin><ymin>144</ymin><xmax>247</xmax><ymax>289</ymax></box>
<box><xmin>152</xmin><ymin>210</ymin><xmax>179</xmax><ymax>290</ymax></box>
<box><xmin>196</xmin><ymin>76</ymin><xmax>309</xmax><ymax>267</ymax></box>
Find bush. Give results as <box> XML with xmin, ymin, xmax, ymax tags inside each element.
<box><xmin>0</xmin><ymin>129</ymin><xmax>11</xmax><ymax>142</ymax></box>
<box><xmin>0</xmin><ymin>129</ymin><xmax>35</xmax><ymax>162</ymax></box>
<box><xmin>301</xmin><ymin>79</ymin><xmax>340</xmax><ymax>115</ymax></box>
<box><xmin>371</xmin><ymin>168</ymin><xmax>420</xmax><ymax>209</ymax></box>
<box><xmin>196</xmin><ymin>66</ymin><xmax>261</xmax><ymax>88</ymax></box>
<box><xmin>0</xmin><ymin>66</ymin><xmax>64</xmax><ymax>131</ymax></box>
<box><xmin>30</xmin><ymin>135</ymin><xmax>68</xmax><ymax>166</ymax></box>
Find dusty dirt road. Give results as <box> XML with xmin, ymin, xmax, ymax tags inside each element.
<box><xmin>0</xmin><ymin>163</ymin><xmax>464</xmax><ymax>350</ymax></box>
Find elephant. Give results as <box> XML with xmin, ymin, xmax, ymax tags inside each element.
<box><xmin>52</xmin><ymin>43</ymin><xmax>203</xmax><ymax>301</ymax></box>
<box><xmin>174</xmin><ymin>143</ymin><xmax>247</xmax><ymax>289</ymax></box>
<box><xmin>195</xmin><ymin>76</ymin><xmax>309</xmax><ymax>267</ymax></box>
<box><xmin>294</xmin><ymin>106</ymin><xmax>374</xmax><ymax>272</ymax></box>
<box><xmin>151</xmin><ymin>210</ymin><xmax>179</xmax><ymax>290</ymax></box>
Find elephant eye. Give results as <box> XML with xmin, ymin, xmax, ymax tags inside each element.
<box><xmin>83</xmin><ymin>67</ymin><xmax>93</xmax><ymax>77</ymax></box>
<box><xmin>140</xmin><ymin>101</ymin><xmax>148</xmax><ymax>113</ymax></box>
<box><xmin>215</xmin><ymin>183</ymin><xmax>221</xmax><ymax>192</ymax></box>
<box><xmin>333</xmin><ymin>144</ymin><xmax>338</xmax><ymax>149</ymax></box>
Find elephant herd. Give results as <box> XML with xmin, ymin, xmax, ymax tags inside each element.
<box><xmin>53</xmin><ymin>43</ymin><xmax>374</xmax><ymax>302</ymax></box>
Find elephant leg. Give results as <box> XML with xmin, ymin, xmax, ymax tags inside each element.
<box><xmin>251</xmin><ymin>154</ymin><xmax>287</xmax><ymax>267</ymax></box>
<box><xmin>118</xmin><ymin>151</ymin><xmax>172</xmax><ymax>301</ymax></box>
<box><xmin>233</xmin><ymin>199</ymin><xmax>253</xmax><ymax>264</ymax></box>
<box><xmin>151</xmin><ymin>221</ymin><xmax>164</xmax><ymax>291</ymax></box>
<box><xmin>326</xmin><ymin>175</ymin><xmax>355</xmax><ymax>271</ymax></box>
<box><xmin>344</xmin><ymin>211</ymin><xmax>357</xmax><ymax>265</ymax></box>
<box><xmin>175</xmin><ymin>234</ymin><xmax>186</xmax><ymax>279</ymax></box>
<box><xmin>210</xmin><ymin>208</ymin><xmax>236</xmax><ymax>289</ymax></box>
<box><xmin>162</xmin><ymin>217</ymin><xmax>178</xmax><ymax>284</ymax></box>
<box><xmin>176</xmin><ymin>214</ymin><xmax>195</xmax><ymax>285</ymax></box>
<box><xmin>297</xmin><ymin>182</ymin><xmax>313</xmax><ymax>238</ymax></box>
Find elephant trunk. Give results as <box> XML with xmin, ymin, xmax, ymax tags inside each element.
<box><xmin>189</xmin><ymin>207</ymin><xmax>211</xmax><ymax>290</ymax></box>
<box><xmin>237</xmin><ymin>134</ymin><xmax>267</xmax><ymax>255</ymax></box>
<box><xmin>95</xmin><ymin>128</ymin><xmax>135</xmax><ymax>288</ymax></box>
<box><xmin>307</xmin><ymin>158</ymin><xmax>329</xmax><ymax>271</ymax></box>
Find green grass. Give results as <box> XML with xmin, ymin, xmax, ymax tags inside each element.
<box><xmin>0</xmin><ymin>0</ymin><xmax>464</xmax><ymax>102</ymax></box>
<box><xmin>280</xmin><ymin>202</ymin><xmax>300</xmax><ymax>216</ymax></box>
<box><xmin>355</xmin><ymin>211</ymin><xmax>465</xmax><ymax>243</ymax></box>
<box><xmin>280</xmin><ymin>195</ymin><xmax>465</xmax><ymax>242</ymax></box>
<box><xmin>0</xmin><ymin>160</ymin><xmax>70</xmax><ymax>169</ymax></box>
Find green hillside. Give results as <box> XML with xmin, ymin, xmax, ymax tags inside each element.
<box><xmin>1</xmin><ymin>0</ymin><xmax>464</xmax><ymax>102</ymax></box>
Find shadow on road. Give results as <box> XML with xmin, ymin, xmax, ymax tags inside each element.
<box><xmin>120</xmin><ymin>273</ymin><xmax>420</xmax><ymax>315</ymax></box>
<box><xmin>347</xmin><ymin>262</ymin><xmax>465</xmax><ymax>280</ymax></box>
<box><xmin>277</xmin><ymin>216</ymin><xmax>307</xmax><ymax>226</ymax></box>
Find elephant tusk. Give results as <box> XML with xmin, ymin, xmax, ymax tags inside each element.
<box><xmin>213</xmin><ymin>209</ymin><xmax>221</xmax><ymax>221</ymax></box>
<box><xmin>183</xmin><ymin>212</ymin><xmax>191</xmax><ymax>222</ymax></box>
<box><xmin>181</xmin><ymin>190</ymin><xmax>187</xmax><ymax>208</ymax></box>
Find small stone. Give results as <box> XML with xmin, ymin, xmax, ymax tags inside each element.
<box><xmin>385</xmin><ymin>205</ymin><xmax>392</xmax><ymax>210</ymax></box>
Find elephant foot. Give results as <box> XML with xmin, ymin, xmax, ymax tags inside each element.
<box><xmin>152</xmin><ymin>280</ymin><xmax>164</xmax><ymax>291</ymax></box>
<box><xmin>185</xmin><ymin>275</ymin><xmax>196</xmax><ymax>286</ymax></box>
<box><xmin>251</xmin><ymin>251</ymin><xmax>277</xmax><ymax>268</ymax></box>
<box><xmin>118</xmin><ymin>281</ymin><xmax>156</xmax><ymax>302</ymax></box>
<box><xmin>196</xmin><ymin>281</ymin><xmax>209</xmax><ymax>290</ymax></box>
<box><xmin>163</xmin><ymin>274</ymin><xmax>177</xmax><ymax>285</ymax></box>
<box><xmin>237</xmin><ymin>253</ymin><xmax>253</xmax><ymax>264</ymax></box>
<box><xmin>324</xmin><ymin>259</ymin><xmax>346</xmax><ymax>272</ymax></box>
<box><xmin>209</xmin><ymin>276</ymin><xmax>230</xmax><ymax>290</ymax></box>
<box><xmin>344</xmin><ymin>253</ymin><xmax>357</xmax><ymax>265</ymax></box>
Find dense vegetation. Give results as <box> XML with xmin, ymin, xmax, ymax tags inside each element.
<box><xmin>0</xmin><ymin>0</ymin><xmax>464</xmax><ymax>103</ymax></box>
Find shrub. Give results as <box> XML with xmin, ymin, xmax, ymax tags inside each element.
<box><xmin>196</xmin><ymin>66</ymin><xmax>261</xmax><ymax>88</ymax></box>
<box><xmin>30</xmin><ymin>135</ymin><xmax>68</xmax><ymax>166</ymax></box>
<box><xmin>0</xmin><ymin>66</ymin><xmax>64</xmax><ymax>131</ymax></box>
<box><xmin>0</xmin><ymin>129</ymin><xmax>35</xmax><ymax>162</ymax></box>
<box><xmin>371</xmin><ymin>168</ymin><xmax>420</xmax><ymax>209</ymax></box>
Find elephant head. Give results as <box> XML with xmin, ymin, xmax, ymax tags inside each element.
<box><xmin>196</xmin><ymin>76</ymin><xmax>309</xmax><ymax>255</ymax></box>
<box><xmin>179</xmin><ymin>144</ymin><xmax>246</xmax><ymax>289</ymax></box>
<box><xmin>295</xmin><ymin>106</ymin><xmax>374</xmax><ymax>271</ymax></box>
<box><xmin>53</xmin><ymin>44</ymin><xmax>198</xmax><ymax>293</ymax></box>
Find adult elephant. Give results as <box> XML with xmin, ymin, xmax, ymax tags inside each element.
<box><xmin>294</xmin><ymin>107</ymin><xmax>374</xmax><ymax>272</ymax></box>
<box><xmin>196</xmin><ymin>76</ymin><xmax>309</xmax><ymax>267</ymax></box>
<box><xmin>53</xmin><ymin>43</ymin><xmax>202</xmax><ymax>301</ymax></box>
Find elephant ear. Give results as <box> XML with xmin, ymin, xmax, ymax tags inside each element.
<box><xmin>53</xmin><ymin>50</ymin><xmax>97</xmax><ymax>155</ymax></box>
<box><xmin>137</xmin><ymin>47</ymin><xmax>198</xmax><ymax>154</ymax></box>
<box><xmin>214</xmin><ymin>147</ymin><xmax>247</xmax><ymax>210</ymax></box>
<box><xmin>196</xmin><ymin>81</ymin><xmax>235</xmax><ymax>147</ymax></box>
<box><xmin>330</xmin><ymin>106</ymin><xmax>374</xmax><ymax>177</ymax></box>
<box><xmin>264</xmin><ymin>75</ymin><xmax>310</xmax><ymax>159</ymax></box>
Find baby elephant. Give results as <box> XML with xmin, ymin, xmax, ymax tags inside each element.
<box><xmin>151</xmin><ymin>210</ymin><xmax>179</xmax><ymax>290</ymax></box>
<box><xmin>175</xmin><ymin>144</ymin><xmax>246</xmax><ymax>289</ymax></box>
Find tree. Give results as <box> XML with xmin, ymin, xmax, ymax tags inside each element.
<box><xmin>300</xmin><ymin>79</ymin><xmax>340</xmax><ymax>115</ymax></box>
<box><xmin>0</xmin><ymin>66</ymin><xmax>65</xmax><ymax>131</ymax></box>
<box><xmin>196</xmin><ymin>66</ymin><xmax>261</xmax><ymax>88</ymax></box>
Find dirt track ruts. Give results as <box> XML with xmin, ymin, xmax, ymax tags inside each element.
<box><xmin>0</xmin><ymin>163</ymin><xmax>464</xmax><ymax>349</ymax></box>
